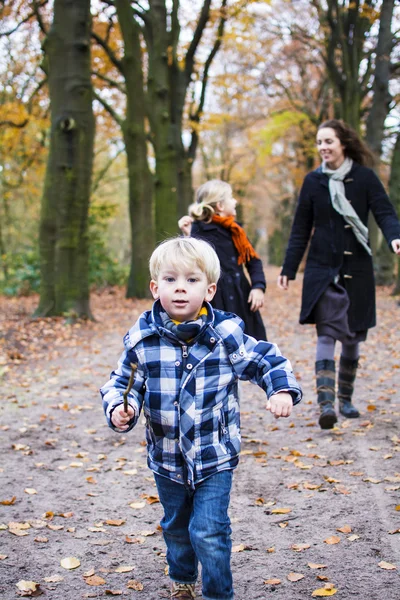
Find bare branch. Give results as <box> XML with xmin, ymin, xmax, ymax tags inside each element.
<box><xmin>0</xmin><ymin>119</ymin><xmax>29</xmax><ymax>129</ymax></box>
<box><xmin>93</xmin><ymin>90</ymin><xmax>123</xmax><ymax>127</ymax></box>
<box><xmin>185</xmin><ymin>0</ymin><xmax>212</xmax><ymax>80</ymax></box>
<box><xmin>91</xmin><ymin>31</ymin><xmax>123</xmax><ymax>72</ymax></box>
<box><xmin>92</xmin><ymin>70</ymin><xmax>126</xmax><ymax>93</ymax></box>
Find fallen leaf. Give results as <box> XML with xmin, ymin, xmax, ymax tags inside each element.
<box><xmin>336</xmin><ymin>525</ymin><xmax>352</xmax><ymax>534</ymax></box>
<box><xmin>312</xmin><ymin>585</ymin><xmax>338</xmax><ymax>597</ymax></box>
<box><xmin>266</xmin><ymin>547</ymin><xmax>275</xmax><ymax>553</ymax></box>
<box><xmin>1</xmin><ymin>496</ymin><xmax>16</xmax><ymax>505</ymax></box>
<box><xmin>308</xmin><ymin>563</ymin><xmax>327</xmax><ymax>569</ymax></box>
<box><xmin>105</xmin><ymin>591</ymin><xmax>122</xmax><ymax>596</ymax></box>
<box><xmin>232</xmin><ymin>544</ymin><xmax>252</xmax><ymax>552</ymax></box>
<box><xmin>43</xmin><ymin>575</ymin><xmax>64</xmax><ymax>583</ymax></box>
<box><xmin>60</xmin><ymin>557</ymin><xmax>81</xmax><ymax>570</ymax></box>
<box><xmin>115</xmin><ymin>566</ymin><xmax>134</xmax><ymax>573</ymax></box>
<box><xmin>291</xmin><ymin>543</ymin><xmax>310</xmax><ymax>552</ymax></box>
<box><xmin>85</xmin><ymin>575</ymin><xmax>106</xmax><ymax>586</ymax></box>
<box><xmin>24</xmin><ymin>488</ymin><xmax>37</xmax><ymax>495</ymax></box>
<box><xmin>324</xmin><ymin>536</ymin><xmax>340</xmax><ymax>545</ymax></box>
<box><xmin>378</xmin><ymin>561</ymin><xmax>397</xmax><ymax>570</ymax></box>
<box><xmin>84</xmin><ymin>569</ymin><xmax>95</xmax><ymax>577</ymax></box>
<box><xmin>271</xmin><ymin>507</ymin><xmax>291</xmax><ymax>514</ymax></box>
<box><xmin>264</xmin><ymin>578</ymin><xmax>281</xmax><ymax>585</ymax></box>
<box><xmin>126</xmin><ymin>579</ymin><xmax>144</xmax><ymax>591</ymax></box>
<box><xmin>287</xmin><ymin>572</ymin><xmax>304</xmax><ymax>582</ymax></box>
<box><xmin>16</xmin><ymin>580</ymin><xmax>40</xmax><ymax>594</ymax></box>
<box><xmin>105</xmin><ymin>519</ymin><xmax>125</xmax><ymax>526</ymax></box>
<box><xmin>0</xmin><ymin>554</ymin><xmax>8</xmax><ymax>560</ymax></box>
<box><xmin>347</xmin><ymin>534</ymin><xmax>360</xmax><ymax>541</ymax></box>
<box><xmin>34</xmin><ymin>536</ymin><xmax>48</xmax><ymax>543</ymax></box>
<box><xmin>129</xmin><ymin>502</ymin><xmax>146</xmax><ymax>509</ymax></box>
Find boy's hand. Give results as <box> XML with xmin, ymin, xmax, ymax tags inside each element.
<box><xmin>266</xmin><ymin>392</ymin><xmax>293</xmax><ymax>418</ymax></box>
<box><xmin>111</xmin><ymin>405</ymin><xmax>135</xmax><ymax>430</ymax></box>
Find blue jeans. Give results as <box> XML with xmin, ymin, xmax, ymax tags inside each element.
<box><xmin>154</xmin><ymin>470</ymin><xmax>234</xmax><ymax>600</ymax></box>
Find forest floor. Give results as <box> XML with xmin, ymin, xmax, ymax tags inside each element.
<box><xmin>0</xmin><ymin>266</ymin><xmax>399</xmax><ymax>600</ymax></box>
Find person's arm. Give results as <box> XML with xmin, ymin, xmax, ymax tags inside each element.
<box><xmin>222</xmin><ymin>318</ymin><xmax>302</xmax><ymax>405</ymax></box>
<box><xmin>366</xmin><ymin>170</ymin><xmax>400</xmax><ymax>253</ymax></box>
<box><xmin>178</xmin><ymin>215</ymin><xmax>193</xmax><ymax>236</ymax></box>
<box><xmin>100</xmin><ymin>347</ymin><xmax>144</xmax><ymax>433</ymax></box>
<box><xmin>280</xmin><ymin>175</ymin><xmax>314</xmax><ymax>280</ymax></box>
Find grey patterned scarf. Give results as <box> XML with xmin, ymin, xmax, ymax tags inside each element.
<box><xmin>322</xmin><ymin>157</ymin><xmax>372</xmax><ymax>256</ymax></box>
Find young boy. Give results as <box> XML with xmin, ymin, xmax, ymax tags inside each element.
<box><xmin>101</xmin><ymin>237</ymin><xmax>302</xmax><ymax>600</ymax></box>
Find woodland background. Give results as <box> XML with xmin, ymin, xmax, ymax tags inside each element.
<box><xmin>0</xmin><ymin>0</ymin><xmax>400</xmax><ymax>319</ymax></box>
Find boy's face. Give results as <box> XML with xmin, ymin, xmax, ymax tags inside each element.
<box><xmin>150</xmin><ymin>263</ymin><xmax>217</xmax><ymax>322</ymax></box>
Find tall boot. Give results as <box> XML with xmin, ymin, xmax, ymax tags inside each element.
<box><xmin>316</xmin><ymin>359</ymin><xmax>337</xmax><ymax>430</ymax></box>
<box><xmin>338</xmin><ymin>356</ymin><xmax>360</xmax><ymax>418</ymax></box>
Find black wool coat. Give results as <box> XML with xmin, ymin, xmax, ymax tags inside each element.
<box><xmin>281</xmin><ymin>162</ymin><xmax>400</xmax><ymax>332</ymax></box>
<box><xmin>191</xmin><ymin>220</ymin><xmax>267</xmax><ymax>340</ymax></box>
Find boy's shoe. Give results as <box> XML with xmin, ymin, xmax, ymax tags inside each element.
<box><xmin>171</xmin><ymin>581</ymin><xmax>196</xmax><ymax>599</ymax></box>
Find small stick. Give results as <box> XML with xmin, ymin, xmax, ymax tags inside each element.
<box><xmin>123</xmin><ymin>363</ymin><xmax>137</xmax><ymax>413</ymax></box>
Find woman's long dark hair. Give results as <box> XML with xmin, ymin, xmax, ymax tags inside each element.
<box><xmin>318</xmin><ymin>119</ymin><xmax>375</xmax><ymax>167</ymax></box>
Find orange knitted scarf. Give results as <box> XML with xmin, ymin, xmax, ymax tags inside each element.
<box><xmin>212</xmin><ymin>214</ymin><xmax>260</xmax><ymax>265</ymax></box>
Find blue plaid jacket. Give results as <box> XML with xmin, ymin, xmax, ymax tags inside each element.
<box><xmin>101</xmin><ymin>301</ymin><xmax>302</xmax><ymax>488</ymax></box>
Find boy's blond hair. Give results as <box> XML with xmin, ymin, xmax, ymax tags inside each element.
<box><xmin>189</xmin><ymin>179</ymin><xmax>232</xmax><ymax>222</ymax></box>
<box><xmin>149</xmin><ymin>237</ymin><xmax>220</xmax><ymax>284</ymax></box>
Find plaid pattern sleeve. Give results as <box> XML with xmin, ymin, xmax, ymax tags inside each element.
<box><xmin>100</xmin><ymin>346</ymin><xmax>145</xmax><ymax>432</ymax></box>
<box><xmin>214</xmin><ymin>313</ymin><xmax>302</xmax><ymax>404</ymax></box>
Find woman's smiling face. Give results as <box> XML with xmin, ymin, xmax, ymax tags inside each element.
<box><xmin>316</xmin><ymin>127</ymin><xmax>346</xmax><ymax>170</ymax></box>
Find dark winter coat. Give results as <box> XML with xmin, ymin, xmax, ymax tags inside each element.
<box><xmin>191</xmin><ymin>220</ymin><xmax>267</xmax><ymax>340</ymax></box>
<box><xmin>281</xmin><ymin>162</ymin><xmax>400</xmax><ymax>332</ymax></box>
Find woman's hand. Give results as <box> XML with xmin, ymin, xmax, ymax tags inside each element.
<box><xmin>178</xmin><ymin>215</ymin><xmax>193</xmax><ymax>237</ymax></box>
<box><xmin>248</xmin><ymin>288</ymin><xmax>264</xmax><ymax>312</ymax></box>
<box><xmin>277</xmin><ymin>275</ymin><xmax>289</xmax><ymax>290</ymax></box>
<box><xmin>391</xmin><ymin>239</ymin><xmax>400</xmax><ymax>255</ymax></box>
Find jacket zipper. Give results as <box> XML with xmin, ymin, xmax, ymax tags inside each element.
<box><xmin>182</xmin><ymin>345</ymin><xmax>188</xmax><ymax>359</ymax></box>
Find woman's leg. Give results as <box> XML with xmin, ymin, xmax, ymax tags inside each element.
<box><xmin>315</xmin><ymin>335</ymin><xmax>337</xmax><ymax>429</ymax></box>
<box><xmin>338</xmin><ymin>342</ymin><xmax>360</xmax><ymax>418</ymax></box>
<box><xmin>189</xmin><ymin>470</ymin><xmax>234</xmax><ymax>600</ymax></box>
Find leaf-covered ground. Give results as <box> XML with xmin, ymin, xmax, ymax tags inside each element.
<box><xmin>0</xmin><ymin>267</ymin><xmax>399</xmax><ymax>599</ymax></box>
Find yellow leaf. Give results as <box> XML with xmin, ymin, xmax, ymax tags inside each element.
<box><xmin>129</xmin><ymin>502</ymin><xmax>146</xmax><ymax>509</ymax></box>
<box><xmin>312</xmin><ymin>586</ymin><xmax>338</xmax><ymax>597</ymax></box>
<box><xmin>115</xmin><ymin>566</ymin><xmax>134</xmax><ymax>573</ymax></box>
<box><xmin>232</xmin><ymin>544</ymin><xmax>249</xmax><ymax>552</ymax></box>
<box><xmin>264</xmin><ymin>578</ymin><xmax>281</xmax><ymax>585</ymax></box>
<box><xmin>266</xmin><ymin>547</ymin><xmax>275</xmax><ymax>553</ymax></box>
<box><xmin>378</xmin><ymin>561</ymin><xmax>397</xmax><ymax>570</ymax></box>
<box><xmin>16</xmin><ymin>580</ymin><xmax>40</xmax><ymax>593</ymax></box>
<box><xmin>287</xmin><ymin>572</ymin><xmax>304</xmax><ymax>581</ymax></box>
<box><xmin>324</xmin><ymin>536</ymin><xmax>341</xmax><ymax>545</ymax></box>
<box><xmin>60</xmin><ymin>557</ymin><xmax>81</xmax><ymax>570</ymax></box>
<box><xmin>271</xmin><ymin>507</ymin><xmax>291</xmax><ymax>514</ymax></box>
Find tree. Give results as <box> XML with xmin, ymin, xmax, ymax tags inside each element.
<box><xmin>35</xmin><ymin>0</ymin><xmax>95</xmax><ymax>318</ymax></box>
<box><xmin>94</xmin><ymin>0</ymin><xmax>228</xmax><ymax>243</ymax></box>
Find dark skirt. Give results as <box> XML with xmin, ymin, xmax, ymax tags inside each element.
<box><xmin>314</xmin><ymin>282</ymin><xmax>367</xmax><ymax>344</ymax></box>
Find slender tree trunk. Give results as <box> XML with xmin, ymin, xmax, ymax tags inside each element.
<box><xmin>36</xmin><ymin>0</ymin><xmax>95</xmax><ymax>318</ymax></box>
<box><xmin>364</xmin><ymin>0</ymin><xmax>395</xmax><ymax>281</ymax></box>
<box><xmin>115</xmin><ymin>0</ymin><xmax>155</xmax><ymax>298</ymax></box>
<box><xmin>147</xmin><ymin>0</ymin><xmax>179</xmax><ymax>241</ymax></box>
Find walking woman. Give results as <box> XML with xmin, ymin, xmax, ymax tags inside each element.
<box><xmin>178</xmin><ymin>179</ymin><xmax>267</xmax><ymax>340</ymax></box>
<box><xmin>278</xmin><ymin>119</ymin><xmax>400</xmax><ymax>429</ymax></box>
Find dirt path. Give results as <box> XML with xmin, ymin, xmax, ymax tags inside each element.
<box><xmin>1</xmin><ymin>267</ymin><xmax>399</xmax><ymax>599</ymax></box>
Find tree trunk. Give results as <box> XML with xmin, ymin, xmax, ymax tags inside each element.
<box><xmin>36</xmin><ymin>0</ymin><xmax>95</xmax><ymax>318</ymax></box>
<box><xmin>147</xmin><ymin>0</ymin><xmax>179</xmax><ymax>241</ymax></box>
<box><xmin>364</xmin><ymin>0</ymin><xmax>395</xmax><ymax>282</ymax></box>
<box><xmin>115</xmin><ymin>0</ymin><xmax>155</xmax><ymax>298</ymax></box>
